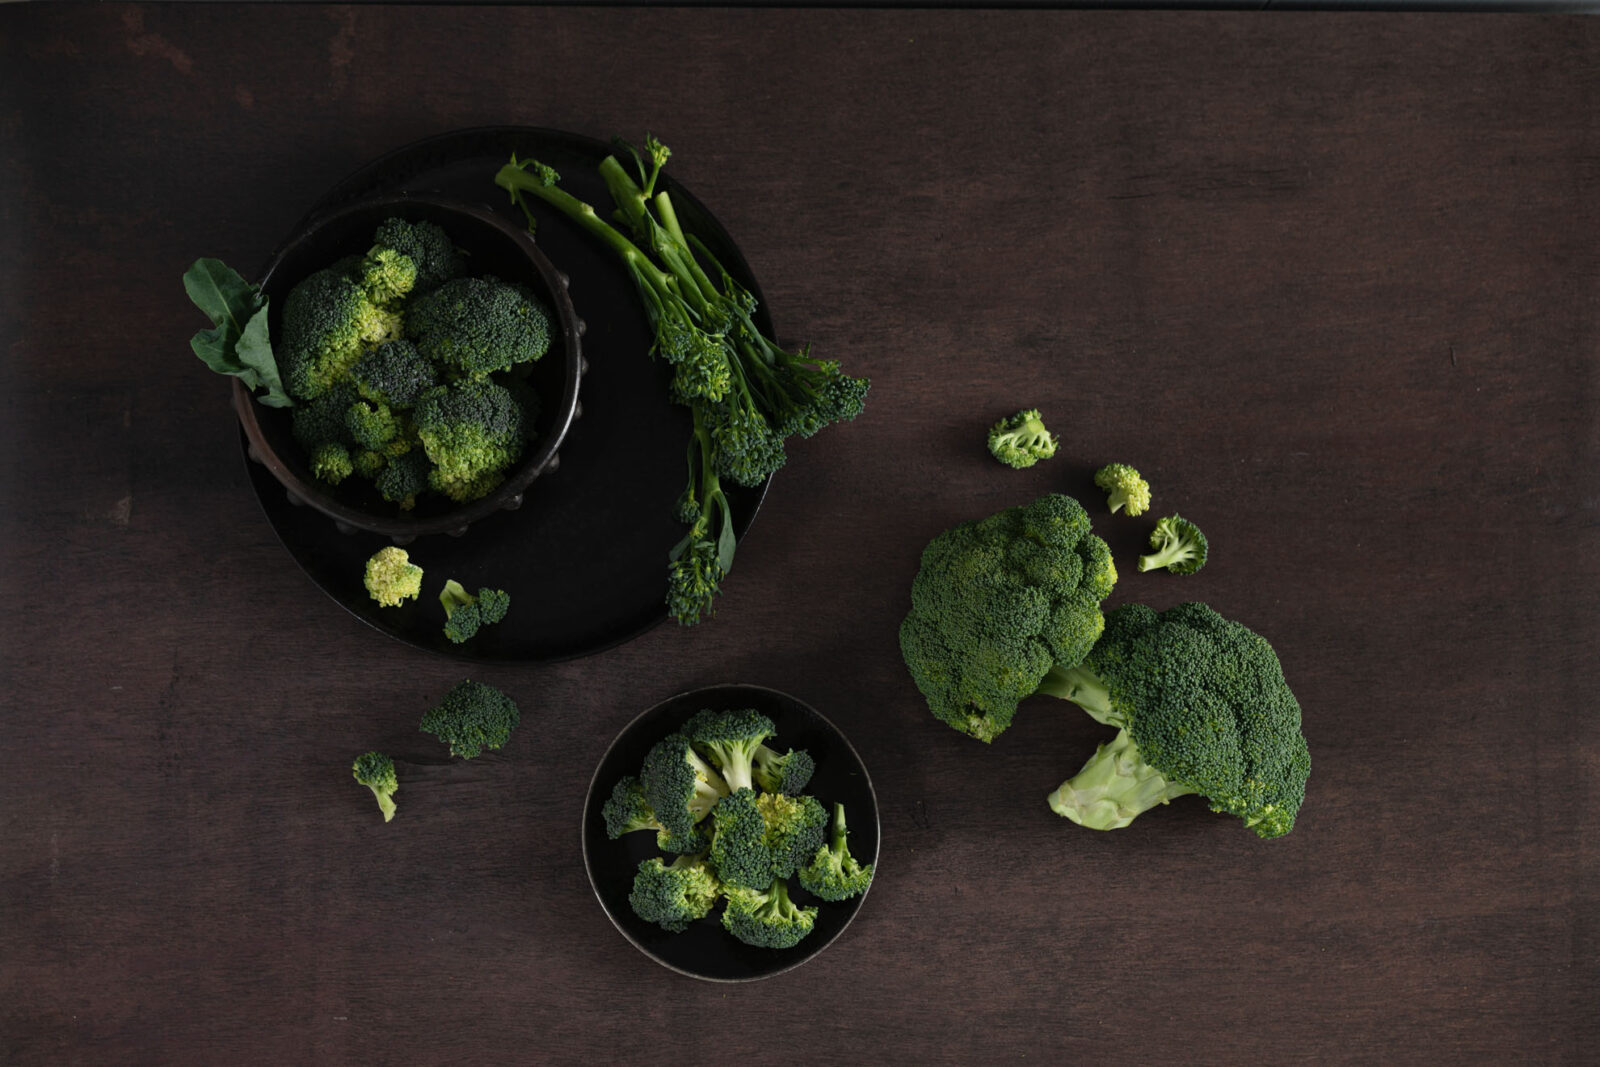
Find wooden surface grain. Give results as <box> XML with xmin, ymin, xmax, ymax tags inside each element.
<box><xmin>2</xmin><ymin>6</ymin><xmax>1596</xmax><ymax>1064</ymax></box>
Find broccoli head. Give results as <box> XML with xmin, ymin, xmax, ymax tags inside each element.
<box><xmin>1039</xmin><ymin>602</ymin><xmax>1311</xmax><ymax>838</ymax></box>
<box><xmin>1093</xmin><ymin>463</ymin><xmax>1151</xmax><ymax>517</ymax></box>
<box><xmin>721</xmin><ymin>878</ymin><xmax>817</xmax><ymax>950</ymax></box>
<box><xmin>641</xmin><ymin>733</ymin><xmax>729</xmax><ymax>843</ymax></box>
<box><xmin>751</xmin><ymin>745</ymin><xmax>815</xmax><ymax>795</ymax></box>
<box><xmin>899</xmin><ymin>492</ymin><xmax>1118</xmax><ymax>742</ymax></box>
<box><xmin>353</xmin><ymin>339</ymin><xmax>437</xmax><ymax>409</ymax></box>
<box><xmin>359</xmin><ymin>246</ymin><xmax>418</xmax><ymax>308</ymax></box>
<box><xmin>412</xmin><ymin>380</ymin><xmax>527</xmax><ymax>502</ymax></box>
<box><xmin>707</xmin><ymin>787</ymin><xmax>772</xmax><ymax>890</ymax></box>
<box><xmin>363</xmin><ymin>546</ymin><xmax>423</xmax><ymax>607</ymax></box>
<box><xmin>310</xmin><ymin>442</ymin><xmax>354</xmax><ymax>485</ymax></box>
<box><xmin>372</xmin><ymin>216</ymin><xmax>465</xmax><ymax>293</ymax></box>
<box><xmin>758</xmin><ymin>792</ymin><xmax>828</xmax><ymax>880</ymax></box>
<box><xmin>280</xmin><ymin>266</ymin><xmax>402</xmax><ymax>400</ymax></box>
<box><xmin>352</xmin><ymin>751</ymin><xmax>398</xmax><ymax>822</ymax></box>
<box><xmin>987</xmin><ymin>409</ymin><xmax>1058</xmax><ymax>469</ymax></box>
<box><xmin>420</xmin><ymin>679</ymin><xmax>520</xmax><ymax>759</ymax></box>
<box><xmin>630</xmin><ymin>855</ymin><xmax>721</xmax><ymax>933</ymax></box>
<box><xmin>406</xmin><ymin>276</ymin><xmax>552</xmax><ymax>379</ymax></box>
<box><xmin>438</xmin><ymin>579</ymin><xmax>511</xmax><ymax>644</ymax></box>
<box><xmin>799</xmin><ymin>802</ymin><xmax>874</xmax><ymax>901</ymax></box>
<box><xmin>345</xmin><ymin>399</ymin><xmax>403</xmax><ymax>452</ymax></box>
<box><xmin>375</xmin><ymin>450</ymin><xmax>432</xmax><ymax>510</ymax></box>
<box><xmin>1138</xmin><ymin>514</ymin><xmax>1208</xmax><ymax>575</ymax></box>
<box><xmin>681</xmin><ymin>708</ymin><xmax>776</xmax><ymax>793</ymax></box>
<box><xmin>290</xmin><ymin>380</ymin><xmax>358</xmax><ymax>455</ymax></box>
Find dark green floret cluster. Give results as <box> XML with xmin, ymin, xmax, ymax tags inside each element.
<box><xmin>603</xmin><ymin>707</ymin><xmax>871</xmax><ymax>949</ymax></box>
<box><xmin>495</xmin><ymin>136</ymin><xmax>868</xmax><ymax>626</ymax></box>
<box><xmin>419</xmin><ymin>679</ymin><xmax>521</xmax><ymax>759</ymax></box>
<box><xmin>278</xmin><ymin>217</ymin><xmax>551</xmax><ymax>507</ymax></box>
<box><xmin>439</xmin><ymin>579</ymin><xmax>511</xmax><ymax>644</ymax></box>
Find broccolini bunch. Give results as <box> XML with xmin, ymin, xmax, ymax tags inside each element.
<box><xmin>495</xmin><ymin>137</ymin><xmax>869</xmax><ymax>625</ymax></box>
<box><xmin>282</xmin><ymin>217</ymin><xmax>551</xmax><ymax>507</ymax></box>
<box><xmin>601</xmin><ymin>707</ymin><xmax>872</xmax><ymax>949</ymax></box>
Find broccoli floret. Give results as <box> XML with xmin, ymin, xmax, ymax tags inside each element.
<box><xmin>419</xmin><ymin>679</ymin><xmax>520</xmax><ymax>759</ymax></box>
<box><xmin>601</xmin><ymin>776</ymin><xmax>707</xmax><ymax>853</ymax></box>
<box><xmin>438</xmin><ymin>579</ymin><xmax>511</xmax><ymax>644</ymax></box>
<box><xmin>363</xmin><ymin>546</ymin><xmax>423</xmax><ymax>607</ymax></box>
<box><xmin>345</xmin><ymin>399</ymin><xmax>402</xmax><ymax>451</ymax></box>
<box><xmin>372</xmin><ymin>216</ymin><xmax>465</xmax><ymax>293</ymax></box>
<box><xmin>758</xmin><ymin>792</ymin><xmax>828</xmax><ymax>880</ymax></box>
<box><xmin>898</xmin><ymin>493</ymin><xmax>1118</xmax><ymax>742</ymax></box>
<box><xmin>681</xmin><ymin>708</ymin><xmax>776</xmax><ymax>792</ymax></box>
<box><xmin>352</xmin><ymin>751</ymin><xmax>398</xmax><ymax>822</ymax></box>
<box><xmin>280</xmin><ymin>266</ymin><xmax>401</xmax><ymax>400</ymax></box>
<box><xmin>412</xmin><ymin>380</ymin><xmax>527</xmax><ymax>502</ymax></box>
<box><xmin>629</xmin><ymin>854</ymin><xmax>721</xmax><ymax>933</ymax></box>
<box><xmin>751</xmin><ymin>745</ymin><xmax>815</xmax><ymax>795</ymax></box>
<box><xmin>359</xmin><ymin>246</ymin><xmax>418</xmax><ymax>308</ymax></box>
<box><xmin>987</xmin><ymin>409</ymin><xmax>1058</xmax><ymax>469</ymax></box>
<box><xmin>310</xmin><ymin>441</ymin><xmax>354</xmax><ymax>485</ymax></box>
<box><xmin>799</xmin><ymin>802</ymin><xmax>874</xmax><ymax>901</ymax></box>
<box><xmin>641</xmin><ymin>732</ymin><xmax>729</xmax><ymax>844</ymax></box>
<box><xmin>291</xmin><ymin>381</ymin><xmax>358</xmax><ymax>454</ymax></box>
<box><xmin>353</xmin><ymin>339</ymin><xmax>437</xmax><ymax>409</ymax></box>
<box><xmin>1093</xmin><ymin>463</ymin><xmax>1151</xmax><ymax>517</ymax></box>
<box><xmin>721</xmin><ymin>878</ymin><xmax>817</xmax><ymax>950</ymax></box>
<box><xmin>1039</xmin><ymin>602</ymin><xmax>1311</xmax><ymax>837</ymax></box>
<box><xmin>406</xmin><ymin>276</ymin><xmax>552</xmax><ymax>379</ymax></box>
<box><xmin>707</xmin><ymin>787</ymin><xmax>772</xmax><ymax>890</ymax></box>
<box><xmin>1138</xmin><ymin>514</ymin><xmax>1208</xmax><ymax>574</ymax></box>
<box><xmin>374</xmin><ymin>450</ymin><xmax>431</xmax><ymax>510</ymax></box>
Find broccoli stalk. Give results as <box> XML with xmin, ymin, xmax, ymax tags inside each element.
<box><xmin>1044</xmin><ymin>730</ymin><xmax>1195</xmax><ymax>831</ymax></box>
<box><xmin>495</xmin><ymin>139</ymin><xmax>868</xmax><ymax>625</ymax></box>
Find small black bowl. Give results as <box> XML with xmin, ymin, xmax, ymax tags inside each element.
<box><xmin>236</xmin><ymin>195</ymin><xmax>585</xmax><ymax>541</ymax></box>
<box><xmin>582</xmin><ymin>684</ymin><xmax>879</xmax><ymax>982</ymax></box>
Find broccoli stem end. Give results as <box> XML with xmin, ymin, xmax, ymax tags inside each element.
<box><xmin>1046</xmin><ymin>729</ymin><xmax>1194</xmax><ymax>830</ymax></box>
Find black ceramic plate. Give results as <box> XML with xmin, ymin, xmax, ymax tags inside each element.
<box><xmin>244</xmin><ymin>128</ymin><xmax>771</xmax><ymax>661</ymax></box>
<box><xmin>582</xmin><ymin>685</ymin><xmax>879</xmax><ymax>982</ymax></box>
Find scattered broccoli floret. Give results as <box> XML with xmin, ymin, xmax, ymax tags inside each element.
<box><xmin>419</xmin><ymin>679</ymin><xmax>520</xmax><ymax>759</ymax></box>
<box><xmin>758</xmin><ymin>792</ymin><xmax>828</xmax><ymax>879</ymax></box>
<box><xmin>372</xmin><ymin>216</ymin><xmax>465</xmax><ymax>293</ymax></box>
<box><xmin>751</xmin><ymin>745</ymin><xmax>815</xmax><ymax>795</ymax></box>
<box><xmin>1138</xmin><ymin>514</ymin><xmax>1208</xmax><ymax>575</ymax></box>
<box><xmin>630</xmin><ymin>854</ymin><xmax>721</xmax><ymax>933</ymax></box>
<box><xmin>987</xmin><ymin>409</ymin><xmax>1058</xmax><ymax>469</ymax></box>
<box><xmin>279</xmin><ymin>265</ymin><xmax>401</xmax><ymax>400</ymax></box>
<box><xmin>682</xmin><ymin>708</ymin><xmax>776</xmax><ymax>793</ymax></box>
<box><xmin>799</xmin><ymin>803</ymin><xmax>874</xmax><ymax>901</ymax></box>
<box><xmin>1039</xmin><ymin>602</ymin><xmax>1310</xmax><ymax>837</ymax></box>
<box><xmin>351</xmin><ymin>752</ymin><xmax>398</xmax><ymax>822</ymax></box>
<box><xmin>721</xmin><ymin>878</ymin><xmax>817</xmax><ymax>949</ymax></box>
<box><xmin>898</xmin><ymin>492</ymin><xmax>1118</xmax><ymax>743</ymax></box>
<box><xmin>352</xmin><ymin>339</ymin><xmax>437</xmax><ymax>409</ymax></box>
<box><xmin>641</xmin><ymin>733</ymin><xmax>730</xmax><ymax>844</ymax></box>
<box><xmin>601</xmin><ymin>776</ymin><xmax>707</xmax><ymax>853</ymax></box>
<box><xmin>412</xmin><ymin>380</ymin><xmax>527</xmax><ymax>502</ymax></box>
<box><xmin>406</xmin><ymin>276</ymin><xmax>552</xmax><ymax>380</ymax></box>
<box><xmin>364</xmin><ymin>546</ymin><xmax>423</xmax><ymax>607</ymax></box>
<box><xmin>1093</xmin><ymin>463</ymin><xmax>1152</xmax><ymax>517</ymax></box>
<box><xmin>438</xmin><ymin>579</ymin><xmax>511</xmax><ymax>643</ymax></box>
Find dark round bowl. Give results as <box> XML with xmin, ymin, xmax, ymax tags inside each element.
<box><xmin>582</xmin><ymin>684</ymin><xmax>879</xmax><ymax>982</ymax></box>
<box><xmin>236</xmin><ymin>195</ymin><xmax>585</xmax><ymax>541</ymax></box>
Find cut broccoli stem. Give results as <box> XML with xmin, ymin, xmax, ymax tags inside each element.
<box><xmin>1036</xmin><ymin>664</ymin><xmax>1120</xmax><ymax>727</ymax></box>
<box><xmin>1046</xmin><ymin>729</ymin><xmax>1195</xmax><ymax>830</ymax></box>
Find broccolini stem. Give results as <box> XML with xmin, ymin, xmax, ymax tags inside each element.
<box><xmin>1046</xmin><ymin>729</ymin><xmax>1195</xmax><ymax>830</ymax></box>
<box><xmin>1037</xmin><ymin>664</ymin><xmax>1121</xmax><ymax>726</ymax></box>
<box><xmin>829</xmin><ymin>802</ymin><xmax>849</xmax><ymax>851</ymax></box>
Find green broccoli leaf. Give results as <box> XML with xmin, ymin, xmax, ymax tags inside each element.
<box><xmin>184</xmin><ymin>258</ymin><xmax>293</xmax><ymax>408</ymax></box>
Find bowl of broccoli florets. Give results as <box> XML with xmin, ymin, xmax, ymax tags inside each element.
<box><xmin>235</xmin><ymin>194</ymin><xmax>584</xmax><ymax>540</ymax></box>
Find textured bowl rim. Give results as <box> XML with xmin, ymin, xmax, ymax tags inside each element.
<box><xmin>234</xmin><ymin>194</ymin><xmax>583</xmax><ymax>540</ymax></box>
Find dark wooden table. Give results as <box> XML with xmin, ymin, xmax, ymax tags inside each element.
<box><xmin>3</xmin><ymin>5</ymin><xmax>1595</xmax><ymax>1064</ymax></box>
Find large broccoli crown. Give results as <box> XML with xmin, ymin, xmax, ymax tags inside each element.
<box><xmin>412</xmin><ymin>380</ymin><xmax>527</xmax><ymax>502</ymax></box>
<box><xmin>682</xmin><ymin>708</ymin><xmax>776</xmax><ymax>792</ymax></box>
<box><xmin>721</xmin><ymin>878</ymin><xmax>817</xmax><ymax>949</ymax></box>
<box><xmin>899</xmin><ymin>493</ymin><xmax>1118</xmax><ymax>742</ymax></box>
<box><xmin>372</xmin><ymin>216</ymin><xmax>465</xmax><ymax>293</ymax></box>
<box><xmin>629</xmin><ymin>855</ymin><xmax>722</xmax><ymax>933</ymax></box>
<box><xmin>419</xmin><ymin>679</ymin><xmax>521</xmax><ymax>760</ymax></box>
<box><xmin>406</xmin><ymin>276</ymin><xmax>552</xmax><ymax>379</ymax></box>
<box><xmin>1074</xmin><ymin>602</ymin><xmax>1310</xmax><ymax>837</ymax></box>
